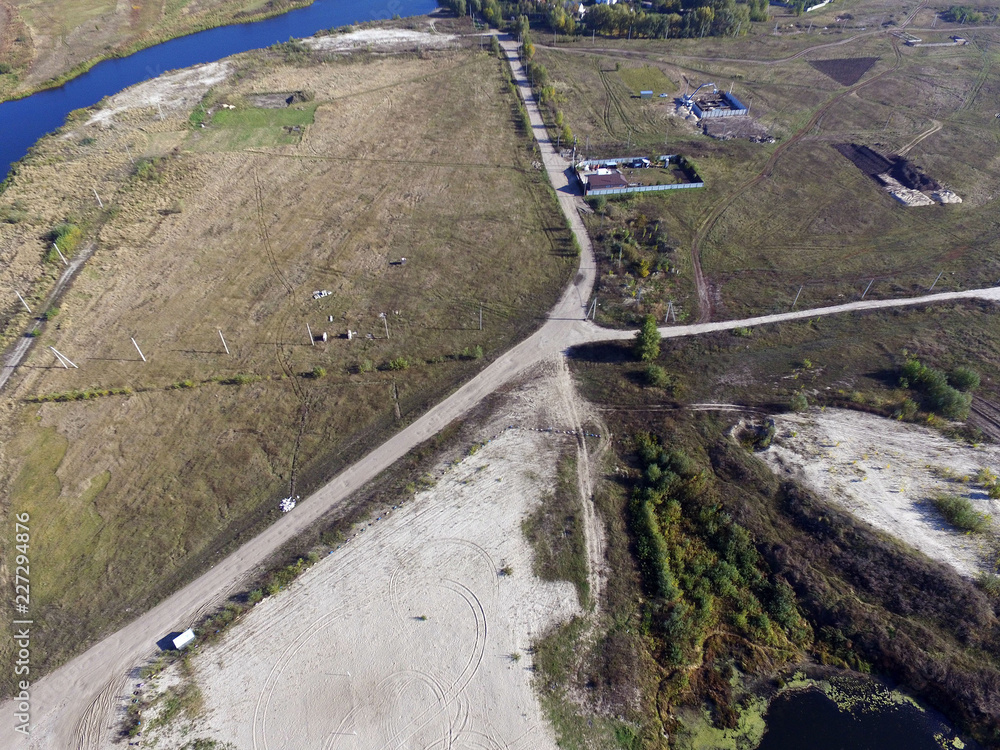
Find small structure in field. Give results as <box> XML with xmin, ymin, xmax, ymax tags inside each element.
<box><xmin>576</xmin><ymin>155</ymin><xmax>703</xmax><ymax>196</ymax></box>
<box><xmin>172</xmin><ymin>629</ymin><xmax>195</xmax><ymax>650</ymax></box>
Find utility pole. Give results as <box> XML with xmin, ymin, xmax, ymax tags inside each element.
<box><xmin>380</xmin><ymin>312</ymin><xmax>389</xmax><ymax>339</ymax></box>
<box><xmin>791</xmin><ymin>285</ymin><xmax>803</xmax><ymax>309</ymax></box>
<box><xmin>131</xmin><ymin>337</ymin><xmax>147</xmax><ymax>362</ymax></box>
<box><xmin>665</xmin><ymin>300</ymin><xmax>677</xmax><ymax>323</ymax></box>
<box><xmin>93</xmin><ymin>188</ymin><xmax>103</xmax><ymax>208</ymax></box>
<box><xmin>15</xmin><ymin>291</ymin><xmax>31</xmax><ymax>313</ymax></box>
<box><xmin>479</xmin><ymin>303</ymin><xmax>483</xmax><ymax>331</ymax></box>
<box><xmin>49</xmin><ymin>347</ymin><xmax>78</xmax><ymax>368</ymax></box>
<box><xmin>53</xmin><ymin>243</ymin><xmax>68</xmax><ymax>266</ymax></box>
<box><xmin>928</xmin><ymin>271</ymin><xmax>944</xmax><ymax>292</ymax></box>
<box><xmin>862</xmin><ymin>279</ymin><xmax>874</xmax><ymax>299</ymax></box>
<box><xmin>219</xmin><ymin>329</ymin><xmax>230</xmax><ymax>355</ymax></box>
<box><xmin>125</xmin><ymin>144</ymin><xmax>135</xmax><ymax>165</ymax></box>
<box><xmin>306</xmin><ymin>322</ymin><xmax>314</xmax><ymax>345</ymax></box>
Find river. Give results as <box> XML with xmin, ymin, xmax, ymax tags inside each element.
<box><xmin>0</xmin><ymin>0</ymin><xmax>436</xmax><ymax>183</ymax></box>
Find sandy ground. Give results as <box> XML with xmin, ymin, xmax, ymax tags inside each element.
<box><xmin>85</xmin><ymin>60</ymin><xmax>231</xmax><ymax>126</ymax></box>
<box><xmin>303</xmin><ymin>28</ymin><xmax>456</xmax><ymax>53</ymax></box>
<box><xmin>133</xmin><ymin>364</ymin><xmax>597</xmax><ymax>749</ymax></box>
<box><xmin>763</xmin><ymin>408</ymin><xmax>1000</xmax><ymax>577</ymax></box>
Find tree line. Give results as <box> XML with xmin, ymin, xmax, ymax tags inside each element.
<box><xmin>439</xmin><ymin>0</ymin><xmax>771</xmax><ymax>39</ymax></box>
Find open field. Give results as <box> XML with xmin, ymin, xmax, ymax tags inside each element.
<box><xmin>94</xmin><ymin>359</ymin><xmax>602</xmax><ymax>748</ymax></box>
<box><xmin>0</xmin><ymin>0</ymin><xmax>315</xmax><ymax>101</ymax></box>
<box><xmin>0</xmin><ymin>41</ymin><xmax>576</xmax><ymax>692</ymax></box>
<box><xmin>534</xmin><ymin>14</ymin><xmax>1000</xmax><ymax>323</ymax></box>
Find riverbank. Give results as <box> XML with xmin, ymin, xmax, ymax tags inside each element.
<box><xmin>0</xmin><ymin>0</ymin><xmax>315</xmax><ymax>104</ymax></box>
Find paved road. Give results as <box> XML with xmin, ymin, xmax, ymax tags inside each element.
<box><xmin>4</xmin><ymin>36</ymin><xmax>1000</xmax><ymax>750</ymax></box>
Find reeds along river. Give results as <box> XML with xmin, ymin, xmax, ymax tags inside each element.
<box><xmin>0</xmin><ymin>0</ymin><xmax>437</xmax><ymax>183</ymax></box>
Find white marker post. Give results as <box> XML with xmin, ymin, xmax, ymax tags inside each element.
<box><xmin>131</xmin><ymin>337</ymin><xmax>147</xmax><ymax>362</ymax></box>
<box><xmin>49</xmin><ymin>347</ymin><xmax>78</xmax><ymax>368</ymax></box>
<box><xmin>15</xmin><ymin>291</ymin><xmax>32</xmax><ymax>313</ymax></box>
<box><xmin>53</xmin><ymin>243</ymin><xmax>68</xmax><ymax>266</ymax></box>
<box><xmin>219</xmin><ymin>330</ymin><xmax>230</xmax><ymax>355</ymax></box>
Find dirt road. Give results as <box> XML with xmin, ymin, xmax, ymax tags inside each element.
<box><xmin>4</xmin><ymin>37</ymin><xmax>1000</xmax><ymax>750</ymax></box>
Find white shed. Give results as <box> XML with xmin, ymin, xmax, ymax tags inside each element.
<box><xmin>173</xmin><ymin>629</ymin><xmax>196</xmax><ymax>650</ymax></box>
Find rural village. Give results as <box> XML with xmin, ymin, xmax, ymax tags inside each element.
<box><xmin>1</xmin><ymin>0</ymin><xmax>1000</xmax><ymax>749</ymax></box>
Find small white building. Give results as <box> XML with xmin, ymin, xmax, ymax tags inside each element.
<box><xmin>172</xmin><ymin>629</ymin><xmax>196</xmax><ymax>650</ymax></box>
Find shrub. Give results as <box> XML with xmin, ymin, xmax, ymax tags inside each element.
<box><xmin>311</xmin><ymin>366</ymin><xmax>327</xmax><ymax>379</ymax></box>
<box><xmin>634</xmin><ymin>314</ymin><xmax>660</xmax><ymax>362</ymax></box>
<box><xmin>50</xmin><ymin>222</ymin><xmax>83</xmax><ymax>254</ymax></box>
<box><xmin>931</xmin><ymin>494</ymin><xmax>991</xmax><ymax>533</ymax></box>
<box><xmin>645</xmin><ymin>363</ymin><xmax>672</xmax><ymax>389</ymax></box>
<box><xmin>789</xmin><ymin>392</ymin><xmax>809</xmax><ymax>412</ymax></box>
<box><xmin>587</xmin><ymin>195</ymin><xmax>608</xmax><ymax>214</ymax></box>
<box><xmin>387</xmin><ymin>357</ymin><xmax>409</xmax><ymax>371</ymax></box>
<box><xmin>42</xmin><ymin>307</ymin><xmax>59</xmax><ymax>320</ymax></box>
<box><xmin>949</xmin><ymin>366</ymin><xmax>980</xmax><ymax>393</ymax></box>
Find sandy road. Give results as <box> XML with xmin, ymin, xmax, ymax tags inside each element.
<box><xmin>4</xmin><ymin>37</ymin><xmax>1000</xmax><ymax>750</ymax></box>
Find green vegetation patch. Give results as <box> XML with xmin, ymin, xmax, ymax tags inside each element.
<box><xmin>931</xmin><ymin>494</ymin><xmax>992</xmax><ymax>533</ymax></box>
<box><xmin>192</xmin><ymin>103</ymin><xmax>318</xmax><ymax>150</ymax></box>
<box><xmin>617</xmin><ymin>65</ymin><xmax>676</xmax><ymax>96</ymax></box>
<box><xmin>522</xmin><ymin>452</ymin><xmax>590</xmax><ymax>607</ymax></box>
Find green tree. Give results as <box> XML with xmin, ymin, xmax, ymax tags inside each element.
<box><xmin>635</xmin><ymin>314</ymin><xmax>661</xmax><ymax>362</ymax></box>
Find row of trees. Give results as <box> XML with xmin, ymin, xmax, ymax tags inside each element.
<box><xmin>439</xmin><ymin>0</ymin><xmax>769</xmax><ymax>39</ymax></box>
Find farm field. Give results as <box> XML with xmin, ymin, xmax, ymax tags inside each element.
<box><xmin>534</xmin><ymin>15</ymin><xmax>1000</xmax><ymax>325</ymax></box>
<box><xmin>0</xmin><ymin>0</ymin><xmax>317</xmax><ymax>101</ymax></box>
<box><xmin>0</xmin><ymin>38</ymin><xmax>576</xmax><ymax>692</ymax></box>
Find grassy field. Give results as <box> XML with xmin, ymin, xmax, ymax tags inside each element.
<box><xmin>534</xmin><ymin>10</ymin><xmax>1000</xmax><ymax>324</ymax></box>
<box><xmin>0</xmin><ymin>0</ymin><xmax>313</xmax><ymax>101</ymax></box>
<box><xmin>0</xmin><ymin>41</ymin><xmax>576</xmax><ymax>692</ymax></box>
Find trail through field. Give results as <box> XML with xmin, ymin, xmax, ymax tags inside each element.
<box><xmin>0</xmin><ymin>242</ymin><xmax>96</xmax><ymax>391</ymax></box>
<box><xmin>688</xmin><ymin>36</ymin><xmax>904</xmax><ymax>322</ymax></box>
<box><xmin>5</xmin><ymin>34</ymin><xmax>1000</xmax><ymax>750</ymax></box>
<box><xmin>897</xmin><ymin>118</ymin><xmax>942</xmax><ymax>156</ymax></box>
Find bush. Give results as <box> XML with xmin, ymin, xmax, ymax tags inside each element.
<box><xmin>645</xmin><ymin>363</ymin><xmax>672</xmax><ymax>388</ymax></box>
<box><xmin>634</xmin><ymin>314</ymin><xmax>660</xmax><ymax>362</ymax></box>
<box><xmin>50</xmin><ymin>222</ymin><xmax>83</xmax><ymax>255</ymax></box>
<box><xmin>950</xmin><ymin>366</ymin><xmax>980</xmax><ymax>393</ymax></box>
<box><xmin>931</xmin><ymin>494</ymin><xmax>991</xmax><ymax>533</ymax></box>
<box><xmin>43</xmin><ymin>307</ymin><xmax>59</xmax><ymax>320</ymax></box>
<box><xmin>587</xmin><ymin>195</ymin><xmax>607</xmax><ymax>214</ymax></box>
<box><xmin>311</xmin><ymin>366</ymin><xmax>327</xmax><ymax>379</ymax></box>
<box><xmin>387</xmin><ymin>356</ymin><xmax>409</xmax><ymax>371</ymax></box>
<box><xmin>789</xmin><ymin>392</ymin><xmax>809</xmax><ymax>412</ymax></box>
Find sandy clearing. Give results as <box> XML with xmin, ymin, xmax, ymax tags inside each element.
<box><xmin>84</xmin><ymin>60</ymin><xmax>231</xmax><ymax>126</ymax></box>
<box><xmin>303</xmin><ymin>28</ymin><xmax>457</xmax><ymax>53</ymax></box>
<box><xmin>136</xmin><ymin>412</ymin><xmax>582</xmax><ymax>748</ymax></box>
<box><xmin>763</xmin><ymin>408</ymin><xmax>1000</xmax><ymax>577</ymax></box>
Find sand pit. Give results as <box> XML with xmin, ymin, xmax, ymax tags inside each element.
<box><xmin>135</xmin><ymin>421</ymin><xmax>584</xmax><ymax>748</ymax></box>
<box><xmin>763</xmin><ymin>408</ymin><xmax>1000</xmax><ymax>577</ymax></box>
<box><xmin>303</xmin><ymin>28</ymin><xmax>457</xmax><ymax>53</ymax></box>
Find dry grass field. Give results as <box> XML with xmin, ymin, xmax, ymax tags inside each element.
<box><xmin>0</xmin><ymin>0</ymin><xmax>312</xmax><ymax>100</ymax></box>
<box><xmin>0</xmin><ymin>42</ymin><xmax>575</xmax><ymax>691</ymax></box>
<box><xmin>535</xmin><ymin>11</ymin><xmax>1000</xmax><ymax>324</ymax></box>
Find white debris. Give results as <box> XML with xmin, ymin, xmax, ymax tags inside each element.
<box><xmin>279</xmin><ymin>496</ymin><xmax>299</xmax><ymax>513</ymax></box>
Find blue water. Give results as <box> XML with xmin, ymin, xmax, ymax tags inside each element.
<box><xmin>0</xmin><ymin>0</ymin><xmax>436</xmax><ymax>182</ymax></box>
<box><xmin>757</xmin><ymin>687</ymin><xmax>979</xmax><ymax>750</ymax></box>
